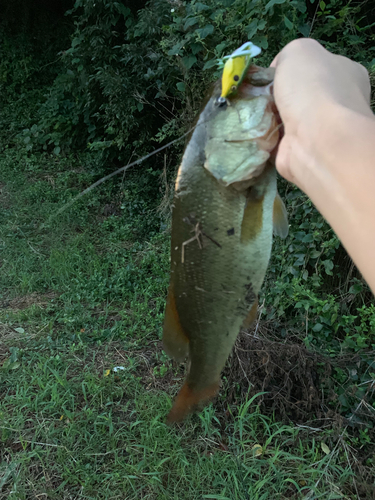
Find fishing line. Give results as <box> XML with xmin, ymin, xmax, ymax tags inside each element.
<box><xmin>39</xmin><ymin>105</ymin><xmax>220</xmax><ymax>229</ymax></box>
<box><xmin>39</xmin><ymin>126</ymin><xmax>195</xmax><ymax>229</ymax></box>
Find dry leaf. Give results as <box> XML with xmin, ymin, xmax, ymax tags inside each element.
<box><xmin>321</xmin><ymin>442</ymin><xmax>330</xmax><ymax>455</ymax></box>
<box><xmin>252</xmin><ymin>444</ymin><xmax>263</xmax><ymax>457</ymax></box>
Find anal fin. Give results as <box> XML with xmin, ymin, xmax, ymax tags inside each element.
<box><xmin>163</xmin><ymin>284</ymin><xmax>189</xmax><ymax>363</ymax></box>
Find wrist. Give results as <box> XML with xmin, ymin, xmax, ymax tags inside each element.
<box><xmin>292</xmin><ymin>101</ymin><xmax>375</xmax><ymax>292</ymax></box>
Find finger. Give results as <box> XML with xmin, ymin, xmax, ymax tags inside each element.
<box><xmin>269</xmin><ymin>54</ymin><xmax>279</xmax><ymax>68</ymax></box>
<box><xmin>274</xmin><ymin>135</ymin><xmax>293</xmax><ymax>182</ymax></box>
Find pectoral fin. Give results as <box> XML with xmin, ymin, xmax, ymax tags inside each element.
<box><xmin>273</xmin><ymin>193</ymin><xmax>288</xmax><ymax>239</ymax></box>
<box><xmin>240</xmin><ymin>194</ymin><xmax>264</xmax><ymax>243</ymax></box>
<box><xmin>163</xmin><ymin>284</ymin><xmax>189</xmax><ymax>363</ymax></box>
<box><xmin>242</xmin><ymin>297</ymin><xmax>258</xmax><ymax>328</ymax></box>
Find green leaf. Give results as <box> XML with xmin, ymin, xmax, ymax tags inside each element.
<box><xmin>137</xmin><ymin>102</ymin><xmax>144</xmax><ymax>112</ymax></box>
<box><xmin>258</xmin><ymin>19</ymin><xmax>266</xmax><ymax>30</ymax></box>
<box><xmin>323</xmin><ymin>259</ymin><xmax>334</xmax><ymax>275</ymax></box>
<box><xmin>298</xmin><ymin>23</ymin><xmax>311</xmax><ymax>37</ymax></box>
<box><xmin>284</xmin><ymin>16</ymin><xmax>293</xmax><ymax>30</ymax></box>
<box><xmin>9</xmin><ymin>347</ymin><xmax>19</xmax><ymax>363</ymax></box>
<box><xmin>320</xmin><ymin>1</ymin><xmax>326</xmax><ymax>10</ymax></box>
<box><xmin>196</xmin><ymin>24</ymin><xmax>214</xmax><ymax>39</ymax></box>
<box><xmin>310</xmin><ymin>250</ymin><xmax>321</xmax><ymax>259</ymax></box>
<box><xmin>302</xmin><ymin>233</ymin><xmax>314</xmax><ymax>243</ymax></box>
<box><xmin>167</xmin><ymin>40</ymin><xmax>185</xmax><ymax>56</ymax></box>
<box><xmin>313</xmin><ymin>323</ymin><xmax>323</xmax><ymax>332</ymax></box>
<box><xmin>176</xmin><ymin>82</ymin><xmax>186</xmax><ymax>91</ymax></box>
<box><xmin>203</xmin><ymin>496</ymin><xmax>230</xmax><ymax>500</ymax></box>
<box><xmin>247</xmin><ymin>20</ymin><xmax>258</xmax><ymax>39</ymax></box>
<box><xmin>190</xmin><ymin>43</ymin><xmax>203</xmax><ymax>55</ymax></box>
<box><xmin>71</xmin><ymin>37</ymin><xmax>82</xmax><ymax>48</ymax></box>
<box><xmin>195</xmin><ymin>2</ymin><xmax>210</xmax><ymax>12</ymax></box>
<box><xmin>349</xmin><ymin>283</ymin><xmax>363</xmax><ymax>294</ymax></box>
<box><xmin>253</xmin><ymin>35</ymin><xmax>268</xmax><ymax>49</ymax></box>
<box><xmin>113</xmin><ymin>2</ymin><xmax>130</xmax><ymax>17</ymax></box>
<box><xmin>215</xmin><ymin>41</ymin><xmax>227</xmax><ymax>54</ymax></box>
<box><xmin>54</xmin><ymin>146</ymin><xmax>61</xmax><ymax>155</ymax></box>
<box><xmin>203</xmin><ymin>59</ymin><xmax>217</xmax><ymax>70</ymax></box>
<box><xmin>182</xmin><ymin>55</ymin><xmax>197</xmax><ymax>70</ymax></box>
<box><xmin>184</xmin><ymin>16</ymin><xmax>199</xmax><ymax>30</ymax></box>
<box><xmin>265</xmin><ymin>0</ymin><xmax>286</xmax><ymax>12</ymax></box>
<box><xmin>294</xmin><ymin>231</ymin><xmax>306</xmax><ymax>241</ymax></box>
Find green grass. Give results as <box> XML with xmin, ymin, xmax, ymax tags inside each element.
<box><xmin>1</xmin><ymin>147</ymin><xmax>373</xmax><ymax>499</ymax></box>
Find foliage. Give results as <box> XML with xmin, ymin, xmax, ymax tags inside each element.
<box><xmin>1</xmin><ymin>1</ymin><xmax>375</xmax><ymax>496</ymax></box>
<box><xmin>13</xmin><ymin>0</ymin><xmax>375</xmax><ymax>160</ymax></box>
<box><xmin>1</xmin><ymin>146</ymin><xmax>373</xmax><ymax>499</ymax></box>
<box><xmin>263</xmin><ymin>180</ymin><xmax>375</xmax><ymax>417</ymax></box>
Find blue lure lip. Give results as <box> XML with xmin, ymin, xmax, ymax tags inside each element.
<box><xmin>222</xmin><ymin>42</ymin><xmax>262</xmax><ymax>61</ymax></box>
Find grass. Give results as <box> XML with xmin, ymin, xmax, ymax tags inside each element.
<box><xmin>1</xmin><ymin>146</ymin><xmax>374</xmax><ymax>500</ymax></box>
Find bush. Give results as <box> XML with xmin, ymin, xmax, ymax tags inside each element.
<box><xmin>21</xmin><ymin>0</ymin><xmax>375</xmax><ymax>160</ymax></box>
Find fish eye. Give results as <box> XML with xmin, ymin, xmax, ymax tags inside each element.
<box><xmin>215</xmin><ymin>96</ymin><xmax>227</xmax><ymax>108</ymax></box>
<box><xmin>233</xmin><ymin>75</ymin><xmax>239</xmax><ymax>82</ymax></box>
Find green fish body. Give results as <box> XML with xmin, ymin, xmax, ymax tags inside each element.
<box><xmin>163</xmin><ymin>67</ymin><xmax>288</xmax><ymax>423</ymax></box>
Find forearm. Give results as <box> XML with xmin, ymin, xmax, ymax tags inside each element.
<box><xmin>292</xmin><ymin>103</ymin><xmax>375</xmax><ymax>292</ymax></box>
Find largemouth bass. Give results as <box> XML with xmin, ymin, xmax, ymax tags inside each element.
<box><xmin>163</xmin><ymin>65</ymin><xmax>288</xmax><ymax>423</ymax></box>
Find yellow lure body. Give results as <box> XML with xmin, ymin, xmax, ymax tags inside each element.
<box><xmin>220</xmin><ymin>42</ymin><xmax>262</xmax><ymax>98</ymax></box>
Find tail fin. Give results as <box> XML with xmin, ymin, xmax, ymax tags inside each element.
<box><xmin>167</xmin><ymin>381</ymin><xmax>220</xmax><ymax>423</ymax></box>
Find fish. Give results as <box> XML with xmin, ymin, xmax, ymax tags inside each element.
<box><xmin>162</xmin><ymin>64</ymin><xmax>289</xmax><ymax>423</ymax></box>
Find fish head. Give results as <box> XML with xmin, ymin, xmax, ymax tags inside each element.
<box><xmin>207</xmin><ymin>73</ymin><xmax>280</xmax><ymax>190</ymax></box>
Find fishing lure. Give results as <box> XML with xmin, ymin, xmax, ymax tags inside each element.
<box><xmin>218</xmin><ymin>42</ymin><xmax>262</xmax><ymax>102</ymax></box>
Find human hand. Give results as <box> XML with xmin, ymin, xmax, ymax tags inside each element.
<box><xmin>270</xmin><ymin>38</ymin><xmax>371</xmax><ymax>186</ymax></box>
